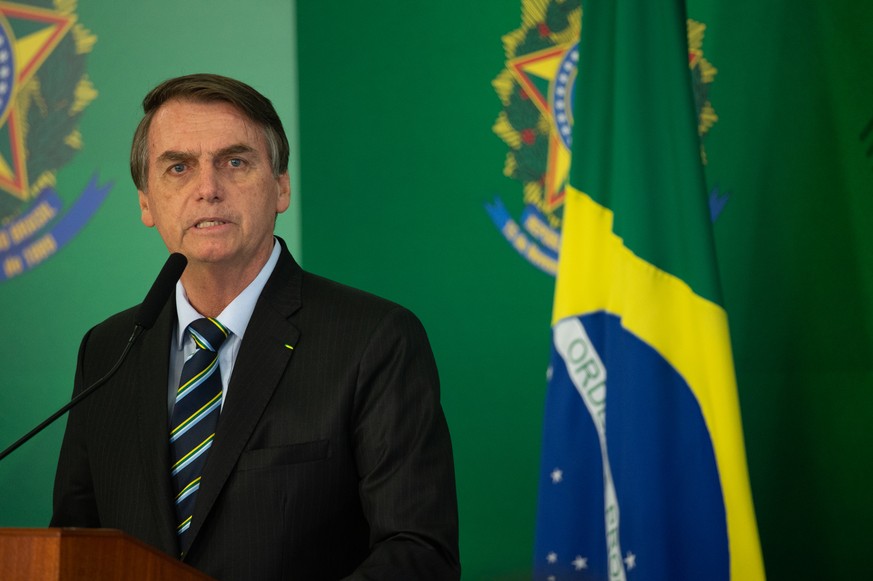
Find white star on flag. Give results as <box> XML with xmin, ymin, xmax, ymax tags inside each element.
<box><xmin>550</xmin><ymin>468</ymin><xmax>563</xmax><ymax>483</ymax></box>
<box><xmin>547</xmin><ymin>552</ymin><xmax>558</xmax><ymax>564</ymax></box>
<box><xmin>624</xmin><ymin>551</ymin><xmax>637</xmax><ymax>570</ymax></box>
<box><xmin>572</xmin><ymin>555</ymin><xmax>588</xmax><ymax>570</ymax></box>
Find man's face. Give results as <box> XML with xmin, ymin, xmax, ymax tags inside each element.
<box><xmin>138</xmin><ymin>99</ymin><xmax>290</xmax><ymax>273</ymax></box>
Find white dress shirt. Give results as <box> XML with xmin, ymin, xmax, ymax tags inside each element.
<box><xmin>168</xmin><ymin>239</ymin><xmax>281</xmax><ymax>415</ymax></box>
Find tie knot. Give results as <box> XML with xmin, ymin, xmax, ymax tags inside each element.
<box><xmin>188</xmin><ymin>317</ymin><xmax>229</xmax><ymax>352</ymax></box>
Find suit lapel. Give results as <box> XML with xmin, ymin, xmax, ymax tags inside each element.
<box><xmin>134</xmin><ymin>298</ymin><xmax>181</xmax><ymax>555</ymax></box>
<box><xmin>185</xmin><ymin>244</ymin><xmax>303</xmax><ymax>554</ymax></box>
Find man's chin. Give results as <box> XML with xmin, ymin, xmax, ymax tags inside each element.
<box><xmin>179</xmin><ymin>248</ymin><xmax>237</xmax><ymax>267</ymax></box>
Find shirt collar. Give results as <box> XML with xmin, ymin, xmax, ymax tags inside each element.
<box><xmin>174</xmin><ymin>239</ymin><xmax>281</xmax><ymax>347</ymax></box>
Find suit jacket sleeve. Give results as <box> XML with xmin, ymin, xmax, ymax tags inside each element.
<box><xmin>50</xmin><ymin>326</ymin><xmax>102</xmax><ymax>528</ymax></box>
<box><xmin>345</xmin><ymin>306</ymin><xmax>461</xmax><ymax>580</ymax></box>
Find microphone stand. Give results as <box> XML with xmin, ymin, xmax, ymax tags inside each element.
<box><xmin>0</xmin><ymin>326</ymin><xmax>143</xmax><ymax>462</ymax></box>
<box><xmin>0</xmin><ymin>252</ymin><xmax>186</xmax><ymax>462</ymax></box>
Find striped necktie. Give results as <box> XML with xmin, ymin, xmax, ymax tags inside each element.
<box><xmin>169</xmin><ymin>317</ymin><xmax>229</xmax><ymax>553</ymax></box>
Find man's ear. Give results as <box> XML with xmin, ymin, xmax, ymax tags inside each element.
<box><xmin>276</xmin><ymin>172</ymin><xmax>291</xmax><ymax>214</ymax></box>
<box><xmin>138</xmin><ymin>190</ymin><xmax>155</xmax><ymax>227</ymax></box>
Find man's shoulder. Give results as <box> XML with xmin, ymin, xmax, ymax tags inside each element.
<box><xmin>301</xmin><ymin>271</ymin><xmax>409</xmax><ymax>317</ymax></box>
<box><xmin>296</xmin><ymin>270</ymin><xmax>427</xmax><ymax>333</ymax></box>
<box><xmin>85</xmin><ymin>304</ymin><xmax>141</xmax><ymax>343</ymax></box>
<box><xmin>271</xmin><ymin>241</ymin><xmax>413</xmax><ymax>320</ymax></box>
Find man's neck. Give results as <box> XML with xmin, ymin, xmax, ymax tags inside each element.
<box><xmin>180</xmin><ymin>259</ymin><xmax>268</xmax><ymax>318</ymax></box>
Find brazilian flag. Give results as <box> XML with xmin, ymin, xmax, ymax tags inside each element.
<box><xmin>533</xmin><ymin>1</ymin><xmax>765</xmax><ymax>579</ymax></box>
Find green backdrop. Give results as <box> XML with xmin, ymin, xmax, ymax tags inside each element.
<box><xmin>2</xmin><ymin>1</ymin><xmax>872</xmax><ymax>579</ymax></box>
<box><xmin>690</xmin><ymin>1</ymin><xmax>873</xmax><ymax>578</ymax></box>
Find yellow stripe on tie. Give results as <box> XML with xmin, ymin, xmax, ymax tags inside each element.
<box><xmin>171</xmin><ymin>392</ymin><xmax>222</xmax><ymax>437</ymax></box>
<box><xmin>177</xmin><ymin>515</ymin><xmax>192</xmax><ymax>531</ymax></box>
<box><xmin>171</xmin><ymin>434</ymin><xmax>215</xmax><ymax>471</ymax></box>
<box><xmin>176</xmin><ymin>357</ymin><xmax>218</xmax><ymax>395</ymax></box>
<box><xmin>175</xmin><ymin>476</ymin><xmax>201</xmax><ymax>501</ymax></box>
<box><xmin>208</xmin><ymin>317</ymin><xmax>229</xmax><ymax>337</ymax></box>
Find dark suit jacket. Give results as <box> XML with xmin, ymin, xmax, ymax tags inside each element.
<box><xmin>51</xmin><ymin>241</ymin><xmax>460</xmax><ymax>580</ymax></box>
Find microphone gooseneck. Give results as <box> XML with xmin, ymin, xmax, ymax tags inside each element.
<box><xmin>0</xmin><ymin>253</ymin><xmax>188</xmax><ymax>462</ymax></box>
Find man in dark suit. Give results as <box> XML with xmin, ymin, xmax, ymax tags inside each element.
<box><xmin>51</xmin><ymin>74</ymin><xmax>460</xmax><ymax>580</ymax></box>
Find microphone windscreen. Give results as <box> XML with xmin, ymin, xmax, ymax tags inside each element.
<box><xmin>134</xmin><ymin>253</ymin><xmax>187</xmax><ymax>329</ymax></box>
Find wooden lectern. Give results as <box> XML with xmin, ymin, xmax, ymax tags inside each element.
<box><xmin>0</xmin><ymin>528</ymin><xmax>214</xmax><ymax>580</ymax></box>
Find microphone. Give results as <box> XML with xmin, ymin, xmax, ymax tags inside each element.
<box><xmin>0</xmin><ymin>253</ymin><xmax>187</xmax><ymax>462</ymax></box>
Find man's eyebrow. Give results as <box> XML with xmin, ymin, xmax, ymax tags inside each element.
<box><xmin>156</xmin><ymin>150</ymin><xmax>194</xmax><ymax>164</ymax></box>
<box><xmin>215</xmin><ymin>144</ymin><xmax>258</xmax><ymax>158</ymax></box>
<box><xmin>155</xmin><ymin>145</ymin><xmax>258</xmax><ymax>165</ymax></box>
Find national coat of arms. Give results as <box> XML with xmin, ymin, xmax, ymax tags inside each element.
<box><xmin>489</xmin><ymin>0</ymin><xmax>720</xmax><ymax>275</ymax></box>
<box><xmin>0</xmin><ymin>0</ymin><xmax>109</xmax><ymax>282</ymax></box>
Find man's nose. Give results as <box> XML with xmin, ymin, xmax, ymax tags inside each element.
<box><xmin>196</xmin><ymin>165</ymin><xmax>222</xmax><ymax>201</ymax></box>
